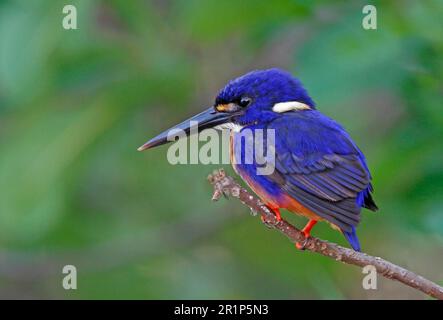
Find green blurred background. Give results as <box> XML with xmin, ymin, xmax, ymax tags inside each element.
<box><xmin>0</xmin><ymin>0</ymin><xmax>442</xmax><ymax>299</ymax></box>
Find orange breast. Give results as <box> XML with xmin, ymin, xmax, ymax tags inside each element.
<box><xmin>280</xmin><ymin>194</ymin><xmax>324</xmax><ymax>221</ymax></box>
<box><xmin>229</xmin><ymin>133</ymin><xmax>323</xmax><ymax>221</ymax></box>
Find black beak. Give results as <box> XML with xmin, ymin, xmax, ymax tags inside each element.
<box><xmin>137</xmin><ymin>107</ymin><xmax>234</xmax><ymax>151</ymax></box>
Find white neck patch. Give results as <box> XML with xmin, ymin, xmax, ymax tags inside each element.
<box><xmin>272</xmin><ymin>101</ymin><xmax>310</xmax><ymax>113</ymax></box>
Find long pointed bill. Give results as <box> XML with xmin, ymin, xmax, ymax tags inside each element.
<box><xmin>137</xmin><ymin>107</ymin><xmax>234</xmax><ymax>151</ymax></box>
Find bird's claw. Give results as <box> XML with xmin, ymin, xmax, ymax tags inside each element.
<box><xmin>259</xmin><ymin>204</ymin><xmax>282</xmax><ymax>228</ymax></box>
<box><xmin>260</xmin><ymin>214</ymin><xmax>279</xmax><ymax>228</ymax></box>
<box><xmin>295</xmin><ymin>232</ymin><xmax>311</xmax><ymax>250</ymax></box>
<box><xmin>295</xmin><ymin>239</ymin><xmax>308</xmax><ymax>250</ymax></box>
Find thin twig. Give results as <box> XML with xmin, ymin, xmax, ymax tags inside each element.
<box><xmin>208</xmin><ymin>168</ymin><xmax>443</xmax><ymax>300</ymax></box>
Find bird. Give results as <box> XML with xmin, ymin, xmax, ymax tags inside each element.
<box><xmin>138</xmin><ymin>68</ymin><xmax>378</xmax><ymax>251</ymax></box>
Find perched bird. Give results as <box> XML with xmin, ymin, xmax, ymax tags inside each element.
<box><xmin>138</xmin><ymin>68</ymin><xmax>377</xmax><ymax>251</ymax></box>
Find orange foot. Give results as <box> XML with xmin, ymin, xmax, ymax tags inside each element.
<box><xmin>295</xmin><ymin>219</ymin><xmax>317</xmax><ymax>250</ymax></box>
<box><xmin>260</xmin><ymin>205</ymin><xmax>282</xmax><ymax>225</ymax></box>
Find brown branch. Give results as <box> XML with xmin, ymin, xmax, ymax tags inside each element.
<box><xmin>208</xmin><ymin>168</ymin><xmax>443</xmax><ymax>300</ymax></box>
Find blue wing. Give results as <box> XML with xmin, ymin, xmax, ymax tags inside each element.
<box><xmin>266</xmin><ymin>110</ymin><xmax>377</xmax><ymax>232</ymax></box>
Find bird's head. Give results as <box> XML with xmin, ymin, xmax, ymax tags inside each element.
<box><xmin>138</xmin><ymin>68</ymin><xmax>314</xmax><ymax>151</ymax></box>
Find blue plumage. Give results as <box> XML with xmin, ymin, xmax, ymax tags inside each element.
<box><xmin>140</xmin><ymin>68</ymin><xmax>378</xmax><ymax>251</ymax></box>
<box><xmin>343</xmin><ymin>227</ymin><xmax>361</xmax><ymax>252</ymax></box>
<box><xmin>224</xmin><ymin>69</ymin><xmax>378</xmax><ymax>251</ymax></box>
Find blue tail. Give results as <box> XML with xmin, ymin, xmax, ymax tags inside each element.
<box><xmin>343</xmin><ymin>227</ymin><xmax>361</xmax><ymax>251</ymax></box>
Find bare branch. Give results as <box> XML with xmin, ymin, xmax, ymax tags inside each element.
<box><xmin>208</xmin><ymin>168</ymin><xmax>443</xmax><ymax>300</ymax></box>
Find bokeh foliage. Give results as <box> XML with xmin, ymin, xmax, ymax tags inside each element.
<box><xmin>0</xmin><ymin>0</ymin><xmax>442</xmax><ymax>299</ymax></box>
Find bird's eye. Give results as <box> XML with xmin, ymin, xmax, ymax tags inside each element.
<box><xmin>238</xmin><ymin>97</ymin><xmax>252</xmax><ymax>108</ymax></box>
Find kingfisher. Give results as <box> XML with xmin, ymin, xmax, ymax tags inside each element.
<box><xmin>138</xmin><ymin>68</ymin><xmax>378</xmax><ymax>251</ymax></box>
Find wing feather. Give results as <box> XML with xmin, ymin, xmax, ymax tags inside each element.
<box><xmin>265</xmin><ymin>112</ymin><xmax>375</xmax><ymax>230</ymax></box>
